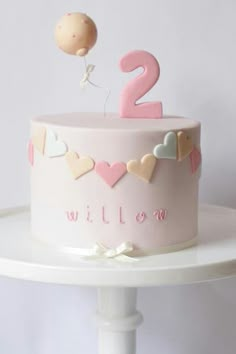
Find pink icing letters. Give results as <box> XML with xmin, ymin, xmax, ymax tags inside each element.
<box><xmin>136</xmin><ymin>211</ymin><xmax>147</xmax><ymax>224</ymax></box>
<box><xmin>119</xmin><ymin>50</ymin><xmax>163</xmax><ymax>119</ymax></box>
<box><xmin>65</xmin><ymin>207</ymin><xmax>168</xmax><ymax>224</ymax></box>
<box><xmin>102</xmin><ymin>206</ymin><xmax>110</xmax><ymax>224</ymax></box>
<box><xmin>95</xmin><ymin>161</ymin><xmax>127</xmax><ymax>187</ymax></box>
<box><xmin>86</xmin><ymin>206</ymin><xmax>93</xmax><ymax>223</ymax></box>
<box><xmin>66</xmin><ymin>211</ymin><xmax>78</xmax><ymax>222</ymax></box>
<box><xmin>153</xmin><ymin>209</ymin><xmax>167</xmax><ymax>221</ymax></box>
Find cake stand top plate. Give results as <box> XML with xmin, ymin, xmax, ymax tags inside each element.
<box><xmin>0</xmin><ymin>205</ymin><xmax>235</xmax><ymax>287</ymax></box>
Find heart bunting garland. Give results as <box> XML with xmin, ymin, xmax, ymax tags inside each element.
<box><xmin>127</xmin><ymin>154</ymin><xmax>157</xmax><ymax>183</ymax></box>
<box><xmin>31</xmin><ymin>127</ymin><xmax>67</xmax><ymax>158</ymax></box>
<box><xmin>29</xmin><ymin>127</ymin><xmax>201</xmax><ymax>187</ymax></box>
<box><xmin>95</xmin><ymin>161</ymin><xmax>127</xmax><ymax>187</ymax></box>
<box><xmin>153</xmin><ymin>132</ymin><xmax>177</xmax><ymax>160</ymax></box>
<box><xmin>45</xmin><ymin>129</ymin><xmax>68</xmax><ymax>158</ymax></box>
<box><xmin>32</xmin><ymin>127</ymin><xmax>46</xmax><ymax>154</ymax></box>
<box><xmin>66</xmin><ymin>152</ymin><xmax>95</xmax><ymax>179</ymax></box>
<box><xmin>177</xmin><ymin>131</ymin><xmax>193</xmax><ymax>161</ymax></box>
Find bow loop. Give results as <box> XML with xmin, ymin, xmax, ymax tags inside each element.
<box><xmin>80</xmin><ymin>64</ymin><xmax>95</xmax><ymax>88</ymax></box>
<box><xmin>90</xmin><ymin>241</ymin><xmax>137</xmax><ymax>262</ymax></box>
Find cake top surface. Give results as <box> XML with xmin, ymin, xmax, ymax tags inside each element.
<box><xmin>32</xmin><ymin>113</ymin><xmax>200</xmax><ymax>132</ymax></box>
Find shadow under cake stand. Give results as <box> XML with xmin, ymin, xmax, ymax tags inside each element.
<box><xmin>0</xmin><ymin>205</ymin><xmax>235</xmax><ymax>354</ymax></box>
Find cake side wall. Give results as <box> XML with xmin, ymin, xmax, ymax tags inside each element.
<box><xmin>30</xmin><ymin>118</ymin><xmax>201</xmax><ymax>254</ymax></box>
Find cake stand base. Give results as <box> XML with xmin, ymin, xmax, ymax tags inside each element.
<box><xmin>0</xmin><ymin>205</ymin><xmax>236</xmax><ymax>354</ymax></box>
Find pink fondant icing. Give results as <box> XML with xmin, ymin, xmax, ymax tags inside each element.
<box><xmin>136</xmin><ymin>211</ymin><xmax>147</xmax><ymax>224</ymax></box>
<box><xmin>119</xmin><ymin>207</ymin><xmax>126</xmax><ymax>224</ymax></box>
<box><xmin>66</xmin><ymin>211</ymin><xmax>78</xmax><ymax>222</ymax></box>
<box><xmin>30</xmin><ymin>113</ymin><xmax>201</xmax><ymax>255</ymax></box>
<box><xmin>153</xmin><ymin>209</ymin><xmax>167</xmax><ymax>221</ymax></box>
<box><xmin>86</xmin><ymin>206</ymin><xmax>93</xmax><ymax>223</ymax></box>
<box><xmin>102</xmin><ymin>206</ymin><xmax>110</xmax><ymax>224</ymax></box>
<box><xmin>95</xmin><ymin>161</ymin><xmax>127</xmax><ymax>187</ymax></box>
<box><xmin>119</xmin><ymin>50</ymin><xmax>163</xmax><ymax>119</ymax></box>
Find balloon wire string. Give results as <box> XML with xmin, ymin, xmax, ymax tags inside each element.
<box><xmin>83</xmin><ymin>56</ymin><xmax>111</xmax><ymax>117</ymax></box>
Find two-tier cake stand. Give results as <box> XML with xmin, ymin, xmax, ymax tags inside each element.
<box><xmin>0</xmin><ymin>204</ymin><xmax>235</xmax><ymax>354</ymax></box>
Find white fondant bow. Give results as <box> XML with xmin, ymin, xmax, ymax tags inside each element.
<box><xmin>62</xmin><ymin>241</ymin><xmax>138</xmax><ymax>262</ymax></box>
<box><xmin>92</xmin><ymin>241</ymin><xmax>135</xmax><ymax>260</ymax></box>
<box><xmin>80</xmin><ymin>64</ymin><xmax>95</xmax><ymax>88</ymax></box>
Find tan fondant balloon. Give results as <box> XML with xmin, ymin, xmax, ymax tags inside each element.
<box><xmin>55</xmin><ymin>12</ymin><xmax>97</xmax><ymax>56</ymax></box>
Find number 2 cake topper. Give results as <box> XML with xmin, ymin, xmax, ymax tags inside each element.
<box><xmin>119</xmin><ymin>50</ymin><xmax>163</xmax><ymax>119</ymax></box>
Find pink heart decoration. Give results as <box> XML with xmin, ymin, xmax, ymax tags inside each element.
<box><xmin>190</xmin><ymin>146</ymin><xmax>201</xmax><ymax>174</ymax></box>
<box><xmin>28</xmin><ymin>140</ymin><xmax>34</xmax><ymax>166</ymax></box>
<box><xmin>95</xmin><ymin>161</ymin><xmax>127</xmax><ymax>187</ymax></box>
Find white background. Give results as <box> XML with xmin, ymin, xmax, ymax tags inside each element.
<box><xmin>0</xmin><ymin>0</ymin><xmax>235</xmax><ymax>353</ymax></box>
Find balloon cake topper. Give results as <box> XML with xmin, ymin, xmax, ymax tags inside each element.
<box><xmin>55</xmin><ymin>12</ymin><xmax>97</xmax><ymax>56</ymax></box>
<box><xmin>54</xmin><ymin>12</ymin><xmax>163</xmax><ymax>118</ymax></box>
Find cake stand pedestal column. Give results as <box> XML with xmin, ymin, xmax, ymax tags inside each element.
<box><xmin>96</xmin><ymin>287</ymin><xmax>143</xmax><ymax>354</ymax></box>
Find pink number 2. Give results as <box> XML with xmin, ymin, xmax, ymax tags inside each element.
<box><xmin>119</xmin><ymin>50</ymin><xmax>163</xmax><ymax>119</ymax></box>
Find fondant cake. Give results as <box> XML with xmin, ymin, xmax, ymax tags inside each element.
<box><xmin>30</xmin><ymin>113</ymin><xmax>201</xmax><ymax>256</ymax></box>
<box><xmin>29</xmin><ymin>11</ymin><xmax>202</xmax><ymax>258</ymax></box>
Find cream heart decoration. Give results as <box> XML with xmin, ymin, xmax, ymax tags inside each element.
<box><xmin>127</xmin><ymin>154</ymin><xmax>157</xmax><ymax>182</ymax></box>
<box><xmin>45</xmin><ymin>129</ymin><xmax>67</xmax><ymax>158</ymax></box>
<box><xmin>66</xmin><ymin>152</ymin><xmax>95</xmax><ymax>179</ymax></box>
<box><xmin>32</xmin><ymin>127</ymin><xmax>46</xmax><ymax>154</ymax></box>
<box><xmin>177</xmin><ymin>131</ymin><xmax>193</xmax><ymax>161</ymax></box>
<box><xmin>153</xmin><ymin>131</ymin><xmax>177</xmax><ymax>160</ymax></box>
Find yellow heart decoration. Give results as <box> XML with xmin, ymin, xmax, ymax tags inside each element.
<box><xmin>177</xmin><ymin>131</ymin><xmax>193</xmax><ymax>161</ymax></box>
<box><xmin>32</xmin><ymin>127</ymin><xmax>46</xmax><ymax>154</ymax></box>
<box><xmin>127</xmin><ymin>154</ymin><xmax>157</xmax><ymax>183</ymax></box>
<box><xmin>66</xmin><ymin>152</ymin><xmax>94</xmax><ymax>179</ymax></box>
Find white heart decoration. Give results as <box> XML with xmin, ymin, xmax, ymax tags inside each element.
<box><xmin>45</xmin><ymin>129</ymin><xmax>67</xmax><ymax>158</ymax></box>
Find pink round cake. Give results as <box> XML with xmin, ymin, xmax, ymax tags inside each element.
<box><xmin>30</xmin><ymin>112</ymin><xmax>201</xmax><ymax>256</ymax></box>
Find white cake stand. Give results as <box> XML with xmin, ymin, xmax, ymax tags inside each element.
<box><xmin>0</xmin><ymin>205</ymin><xmax>236</xmax><ymax>354</ymax></box>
